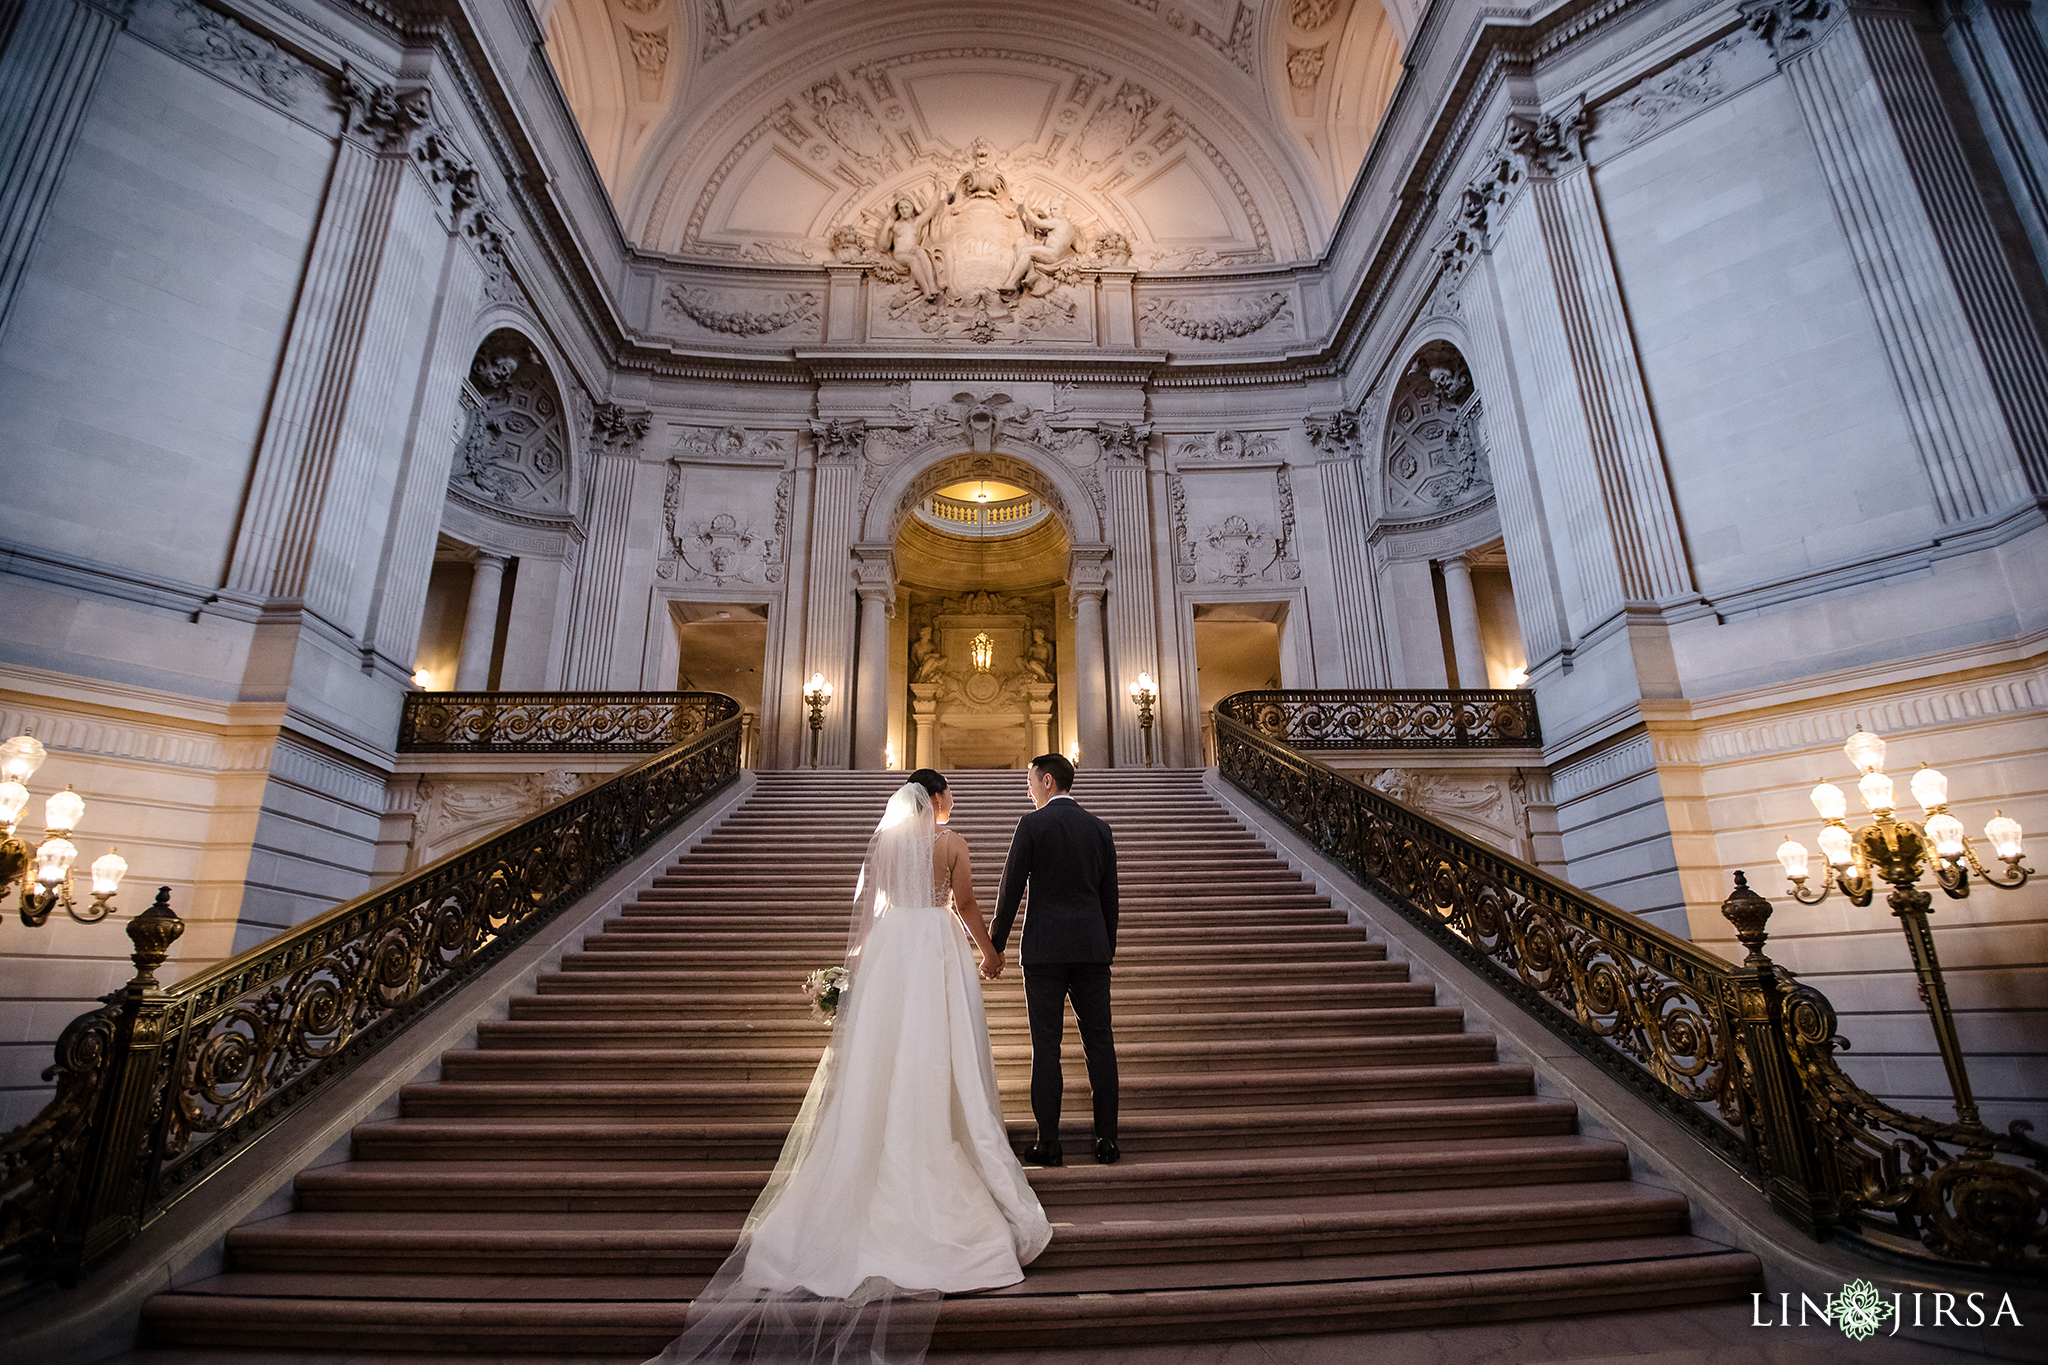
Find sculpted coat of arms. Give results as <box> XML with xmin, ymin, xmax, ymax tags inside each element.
<box><xmin>860</xmin><ymin>140</ymin><xmax>1106</xmax><ymax>343</ymax></box>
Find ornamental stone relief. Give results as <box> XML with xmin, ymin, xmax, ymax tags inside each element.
<box><xmin>453</xmin><ymin>331</ymin><xmax>571</xmax><ymax>516</ymax></box>
<box><xmin>1175</xmin><ymin>429</ymin><xmax>1282</xmax><ymax>463</ymax></box>
<box><xmin>138</xmin><ymin>0</ymin><xmax>313</xmax><ymax>111</ymax></box>
<box><xmin>658</xmin><ymin>464</ymin><xmax>791</xmax><ymax>584</ymax></box>
<box><xmin>1591</xmin><ymin>33</ymin><xmax>1772</xmax><ymax>153</ymax></box>
<box><xmin>662</xmin><ymin>286</ymin><xmax>819</xmax><ymax>337</ymax></box>
<box><xmin>670</xmin><ymin>425</ymin><xmax>789</xmax><ymax>464</ymax></box>
<box><xmin>1141</xmin><ymin>291</ymin><xmax>1294</xmax><ymax>343</ymax></box>
<box><xmin>909</xmin><ymin>589</ymin><xmax>1057</xmax><ymax>714</ymax></box>
<box><xmin>1383</xmin><ymin>342</ymin><xmax>1491</xmax><ymax>517</ymax></box>
<box><xmin>1368</xmin><ymin>767</ymin><xmax>1534</xmax><ymax>862</ymax></box>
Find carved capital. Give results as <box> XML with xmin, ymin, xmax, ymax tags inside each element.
<box><xmin>591</xmin><ymin>402</ymin><xmax>652</xmax><ymax>454</ymax></box>
<box><xmin>852</xmin><ymin>543</ymin><xmax>897</xmax><ymax>601</ymax></box>
<box><xmin>1740</xmin><ymin>0</ymin><xmax>1837</xmax><ymax>53</ymax></box>
<box><xmin>810</xmin><ymin>418</ymin><xmax>868</xmax><ymax>461</ymax></box>
<box><xmin>1304</xmin><ymin>405</ymin><xmax>1365</xmax><ymax>460</ymax></box>
<box><xmin>1067</xmin><ymin>546</ymin><xmax>1112</xmax><ymax>611</ymax></box>
<box><xmin>336</xmin><ymin>65</ymin><xmax>431</xmax><ymax>151</ymax></box>
<box><xmin>1095</xmin><ymin>422</ymin><xmax>1152</xmax><ymax>463</ymax></box>
<box><xmin>1503</xmin><ymin>102</ymin><xmax>1586</xmax><ymax>179</ymax></box>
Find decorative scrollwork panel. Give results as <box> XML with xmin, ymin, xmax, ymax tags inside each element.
<box><xmin>1216</xmin><ymin>688</ymin><xmax>1540</xmax><ymax>749</ymax></box>
<box><xmin>398</xmin><ymin>692</ymin><xmax>740</xmax><ymax>753</ymax></box>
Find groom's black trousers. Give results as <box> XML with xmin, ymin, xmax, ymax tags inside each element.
<box><xmin>1022</xmin><ymin>962</ymin><xmax>1117</xmax><ymax>1142</ymax></box>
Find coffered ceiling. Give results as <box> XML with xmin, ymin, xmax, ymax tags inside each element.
<box><xmin>538</xmin><ymin>0</ymin><xmax>1406</xmax><ymax>266</ymax></box>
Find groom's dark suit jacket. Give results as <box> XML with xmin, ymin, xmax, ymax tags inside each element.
<box><xmin>991</xmin><ymin>796</ymin><xmax>1119</xmax><ymax>965</ymax></box>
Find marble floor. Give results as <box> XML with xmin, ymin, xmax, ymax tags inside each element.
<box><xmin>99</xmin><ymin>1299</ymin><xmax>2021</xmax><ymax>1365</ymax></box>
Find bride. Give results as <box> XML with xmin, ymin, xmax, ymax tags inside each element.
<box><xmin>645</xmin><ymin>769</ymin><xmax>1052</xmax><ymax>1365</ymax></box>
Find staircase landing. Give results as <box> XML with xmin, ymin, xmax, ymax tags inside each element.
<box><xmin>137</xmin><ymin>769</ymin><xmax>1759</xmax><ymax>1355</ymax></box>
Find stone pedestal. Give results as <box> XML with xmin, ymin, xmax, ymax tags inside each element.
<box><xmin>1025</xmin><ymin>682</ymin><xmax>1055</xmax><ymax>758</ymax></box>
<box><xmin>911</xmin><ymin>683</ymin><xmax>940</xmax><ymax>769</ymax></box>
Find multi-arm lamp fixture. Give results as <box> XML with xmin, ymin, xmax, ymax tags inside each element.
<box><xmin>1774</xmin><ymin>727</ymin><xmax>2030</xmax><ymax>1128</ymax></box>
<box><xmin>802</xmin><ymin>672</ymin><xmax>833</xmax><ymax>769</ymax></box>
<box><xmin>1129</xmin><ymin>672</ymin><xmax>1157</xmax><ymax>769</ymax></box>
<box><xmin>0</xmin><ymin>734</ymin><xmax>130</xmax><ymax>927</ymax></box>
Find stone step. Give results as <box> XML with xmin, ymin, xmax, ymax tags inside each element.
<box><xmin>541</xmin><ymin>958</ymin><xmax>1410</xmax><ymax>988</ymax></box>
<box><xmin>398</xmin><ymin>1063</ymin><xmax>1536</xmax><ymax>1119</ymax></box>
<box><xmin>349</xmin><ymin>1097</ymin><xmax>1583</xmax><ymax>1163</ymax></box>
<box><xmin>476</xmin><ymin>1007</ymin><xmax>1467</xmax><ymax>1048</ymax></box>
<box><xmin>519</xmin><ymin>979</ymin><xmax>1434</xmax><ymax>1012</ymax></box>
<box><xmin>294</xmin><ymin>1136</ymin><xmax>1628</xmax><ymax>1213</ymax></box>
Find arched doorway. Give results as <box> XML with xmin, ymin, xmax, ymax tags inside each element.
<box><xmin>893</xmin><ymin>467</ymin><xmax>1072</xmax><ymax>769</ymax></box>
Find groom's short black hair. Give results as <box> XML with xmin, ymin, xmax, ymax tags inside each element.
<box><xmin>907</xmin><ymin>767</ymin><xmax>947</xmax><ymax>797</ymax></box>
<box><xmin>1030</xmin><ymin>753</ymin><xmax>1074</xmax><ymax>791</ymax></box>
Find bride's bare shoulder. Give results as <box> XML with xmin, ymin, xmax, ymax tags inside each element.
<box><xmin>936</xmin><ymin>826</ymin><xmax>971</xmax><ymax>859</ymax></box>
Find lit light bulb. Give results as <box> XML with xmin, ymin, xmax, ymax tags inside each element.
<box><xmin>0</xmin><ymin>780</ymin><xmax>26</xmax><ymax>828</ymax></box>
<box><xmin>1810</xmin><ymin>783</ymin><xmax>1848</xmax><ymax>821</ymax></box>
<box><xmin>44</xmin><ymin>787</ymin><xmax>83</xmax><ymax>834</ymax></box>
<box><xmin>884</xmin><ymin>743</ymin><xmax>897</xmax><ymax>770</ymax></box>
<box><xmin>1817</xmin><ymin>823</ymin><xmax>1854</xmax><ymax>869</ymax></box>
<box><xmin>1985</xmin><ymin>811</ymin><xmax>2023</xmax><ymax>861</ymax></box>
<box><xmin>1130</xmin><ymin>672</ymin><xmax>1155</xmax><ymax>699</ymax></box>
<box><xmin>0</xmin><ymin>734</ymin><xmax>46</xmax><ymax>782</ymax></box>
<box><xmin>1857</xmin><ymin>768</ymin><xmax>1895</xmax><ymax>814</ymax></box>
<box><xmin>1068</xmin><ymin>741</ymin><xmax>1080</xmax><ymax>765</ymax></box>
<box><xmin>91</xmin><ymin>847</ymin><xmax>128</xmax><ymax>896</ymax></box>
<box><xmin>1776</xmin><ymin>836</ymin><xmax>1811</xmax><ymax>880</ymax></box>
<box><xmin>1909</xmin><ymin>764</ymin><xmax>1948</xmax><ymax>813</ymax></box>
<box><xmin>413</xmin><ymin>669</ymin><xmax>432</xmax><ymax>688</ymax></box>
<box><xmin>1843</xmin><ymin>727</ymin><xmax>1887</xmax><ymax>774</ymax></box>
<box><xmin>1925</xmin><ymin>813</ymin><xmax>1965</xmax><ymax>859</ymax></box>
<box><xmin>35</xmin><ymin>836</ymin><xmax>77</xmax><ymax>887</ymax></box>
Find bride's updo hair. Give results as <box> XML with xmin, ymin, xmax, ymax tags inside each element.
<box><xmin>907</xmin><ymin>768</ymin><xmax>947</xmax><ymax>799</ymax></box>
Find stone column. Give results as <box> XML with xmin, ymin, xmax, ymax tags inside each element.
<box><xmin>851</xmin><ymin>544</ymin><xmax>896</xmax><ymax>771</ymax></box>
<box><xmin>911</xmin><ymin>684</ymin><xmax>940</xmax><ymax>768</ymax></box>
<box><xmin>454</xmin><ymin>552</ymin><xmax>507</xmax><ymax>690</ymax></box>
<box><xmin>1098</xmin><ymin>436</ymin><xmax>1160</xmax><ymax>767</ymax></box>
<box><xmin>1753</xmin><ymin>0</ymin><xmax>2048</xmax><ymax>510</ymax></box>
<box><xmin>1439</xmin><ymin>554</ymin><xmax>1489</xmax><ymax>690</ymax></box>
<box><xmin>1025</xmin><ymin>682</ymin><xmax>1056</xmax><ymax>757</ymax></box>
<box><xmin>1068</xmin><ymin>546</ymin><xmax>1112</xmax><ymax>768</ymax></box>
<box><xmin>798</xmin><ymin>435</ymin><xmax>865</xmax><ymax>769</ymax></box>
<box><xmin>0</xmin><ymin>0</ymin><xmax>121</xmax><ymax>333</ymax></box>
<box><xmin>560</xmin><ymin>412</ymin><xmax>647</xmax><ymax>688</ymax></box>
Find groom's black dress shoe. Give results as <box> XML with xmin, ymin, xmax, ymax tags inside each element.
<box><xmin>1022</xmin><ymin>1140</ymin><xmax>1064</xmax><ymax>1167</ymax></box>
<box><xmin>1093</xmin><ymin>1137</ymin><xmax>1120</xmax><ymax>1165</ymax></box>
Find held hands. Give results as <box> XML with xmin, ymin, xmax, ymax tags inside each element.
<box><xmin>979</xmin><ymin>947</ymin><xmax>1005</xmax><ymax>980</ymax></box>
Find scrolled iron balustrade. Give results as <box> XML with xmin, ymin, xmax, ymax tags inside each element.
<box><xmin>1216</xmin><ymin>687</ymin><xmax>1540</xmax><ymax>750</ymax></box>
<box><xmin>397</xmin><ymin>691</ymin><xmax>739</xmax><ymax>753</ymax></box>
<box><xmin>1213</xmin><ymin>709</ymin><xmax>2045</xmax><ymax>1276</ymax></box>
<box><xmin>0</xmin><ymin>712</ymin><xmax>743</xmax><ymax>1294</ymax></box>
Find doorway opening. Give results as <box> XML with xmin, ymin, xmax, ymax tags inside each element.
<box><xmin>1192</xmin><ymin>601</ymin><xmax>1288</xmax><ymax>760</ymax></box>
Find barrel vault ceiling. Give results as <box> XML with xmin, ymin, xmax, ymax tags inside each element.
<box><xmin>537</xmin><ymin>0</ymin><xmax>1408</xmax><ymax>266</ymax></box>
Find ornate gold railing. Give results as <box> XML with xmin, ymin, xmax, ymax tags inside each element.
<box><xmin>398</xmin><ymin>690</ymin><xmax>739</xmax><ymax>752</ymax></box>
<box><xmin>1217</xmin><ymin>687</ymin><xmax>1540</xmax><ymax>749</ymax></box>
<box><xmin>0</xmin><ymin>713</ymin><xmax>743</xmax><ymax>1294</ymax></box>
<box><xmin>1214</xmin><ymin>709</ymin><xmax>2046</xmax><ymax>1275</ymax></box>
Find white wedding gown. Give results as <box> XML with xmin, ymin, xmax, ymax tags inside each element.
<box><xmin>645</xmin><ymin>782</ymin><xmax>1051</xmax><ymax>1365</ymax></box>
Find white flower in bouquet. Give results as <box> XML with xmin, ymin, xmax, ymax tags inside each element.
<box><xmin>802</xmin><ymin>965</ymin><xmax>849</xmax><ymax>1024</ymax></box>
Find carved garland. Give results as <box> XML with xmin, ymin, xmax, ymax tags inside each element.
<box><xmin>662</xmin><ymin>286</ymin><xmax>819</xmax><ymax>337</ymax></box>
<box><xmin>1143</xmin><ymin>291</ymin><xmax>1292</xmax><ymax>342</ymax></box>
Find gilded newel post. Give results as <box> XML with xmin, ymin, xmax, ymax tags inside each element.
<box><xmin>51</xmin><ymin>888</ymin><xmax>185</xmax><ymax>1280</ymax></box>
<box><xmin>1719</xmin><ymin>872</ymin><xmax>1834</xmax><ymax>1237</ymax></box>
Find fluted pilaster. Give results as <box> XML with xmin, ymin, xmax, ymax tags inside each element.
<box><xmin>559</xmin><ymin>453</ymin><xmax>636</xmax><ymax>687</ymax></box>
<box><xmin>1102</xmin><ymin>459</ymin><xmax>1160</xmax><ymax>766</ymax></box>
<box><xmin>800</xmin><ymin>453</ymin><xmax>862</xmax><ymax>767</ymax></box>
<box><xmin>1770</xmin><ymin>0</ymin><xmax>2048</xmax><ymax>511</ymax></box>
<box><xmin>1941</xmin><ymin>0</ymin><xmax>2048</xmax><ymax>278</ymax></box>
<box><xmin>0</xmin><ymin>0</ymin><xmax>119</xmax><ymax>335</ymax></box>
<box><xmin>1311</xmin><ymin>453</ymin><xmax>1386</xmax><ymax>685</ymax></box>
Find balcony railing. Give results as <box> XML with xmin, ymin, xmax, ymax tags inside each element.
<box><xmin>1213</xmin><ymin>707</ymin><xmax>2045</xmax><ymax>1276</ymax></box>
<box><xmin>912</xmin><ymin>492</ymin><xmax>1052</xmax><ymax>538</ymax></box>
<box><xmin>399</xmin><ymin>691</ymin><xmax>740</xmax><ymax>753</ymax></box>
<box><xmin>1215</xmin><ymin>688</ymin><xmax>1540</xmax><ymax>750</ymax></box>
<box><xmin>0</xmin><ymin>713</ymin><xmax>744</xmax><ymax>1294</ymax></box>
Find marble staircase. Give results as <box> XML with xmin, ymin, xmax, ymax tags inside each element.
<box><xmin>137</xmin><ymin>769</ymin><xmax>1760</xmax><ymax>1354</ymax></box>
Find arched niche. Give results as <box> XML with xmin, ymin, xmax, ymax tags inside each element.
<box><xmin>863</xmin><ymin>444</ymin><xmax>1106</xmax><ymax>547</ymax></box>
<box><xmin>454</xmin><ymin>329</ymin><xmax>573</xmax><ymax>519</ymax></box>
<box><xmin>1381</xmin><ymin>339</ymin><xmax>1492</xmax><ymax>521</ymax></box>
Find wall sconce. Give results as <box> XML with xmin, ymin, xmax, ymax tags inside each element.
<box><xmin>884</xmin><ymin>742</ymin><xmax>897</xmax><ymax>770</ymax></box>
<box><xmin>1775</xmin><ymin>727</ymin><xmax>2030</xmax><ymax>1129</ymax></box>
<box><xmin>1129</xmin><ymin>672</ymin><xmax>1157</xmax><ymax>768</ymax></box>
<box><xmin>970</xmin><ymin>632</ymin><xmax>994</xmax><ymax>673</ymax></box>
<box><xmin>1</xmin><ymin>735</ymin><xmax>130</xmax><ymax>927</ymax></box>
<box><xmin>1068</xmin><ymin>740</ymin><xmax>1080</xmax><ymax>767</ymax></box>
<box><xmin>802</xmin><ymin>672</ymin><xmax>833</xmax><ymax>769</ymax></box>
<box><xmin>412</xmin><ymin>668</ymin><xmax>432</xmax><ymax>689</ymax></box>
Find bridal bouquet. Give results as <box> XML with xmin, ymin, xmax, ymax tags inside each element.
<box><xmin>802</xmin><ymin>965</ymin><xmax>849</xmax><ymax>1024</ymax></box>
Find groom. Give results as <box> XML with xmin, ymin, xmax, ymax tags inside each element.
<box><xmin>991</xmin><ymin>752</ymin><xmax>1120</xmax><ymax>1166</ymax></box>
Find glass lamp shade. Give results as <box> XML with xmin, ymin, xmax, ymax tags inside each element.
<box><xmin>0</xmin><ymin>734</ymin><xmax>46</xmax><ymax>783</ymax></box>
<box><xmin>34</xmin><ymin>836</ymin><xmax>77</xmax><ymax>886</ymax></box>
<box><xmin>1925</xmin><ymin>812</ymin><xmax>1966</xmax><ymax>858</ymax></box>
<box><xmin>1810</xmin><ymin>783</ymin><xmax>1849</xmax><ymax>821</ymax></box>
<box><xmin>43</xmin><ymin>787</ymin><xmax>83</xmax><ymax>833</ymax></box>
<box><xmin>1857</xmin><ymin>769</ymin><xmax>1895</xmax><ymax>813</ymax></box>
<box><xmin>1776</xmin><ymin>836</ymin><xmax>1811</xmax><ymax>879</ymax></box>
<box><xmin>1985</xmin><ymin>811</ymin><xmax>2024</xmax><ymax>860</ymax></box>
<box><xmin>1909</xmin><ymin>764</ymin><xmax>1948</xmax><ymax>813</ymax></box>
<box><xmin>1817</xmin><ymin>823</ymin><xmax>1855</xmax><ymax>869</ymax></box>
<box><xmin>0</xmin><ymin>780</ymin><xmax>26</xmax><ymax>827</ymax></box>
<box><xmin>1843</xmin><ymin>728</ymin><xmax>1887</xmax><ymax>774</ymax></box>
<box><xmin>1131</xmin><ymin>672</ymin><xmax>1155</xmax><ymax>699</ymax></box>
<box><xmin>90</xmin><ymin>847</ymin><xmax>127</xmax><ymax>896</ymax></box>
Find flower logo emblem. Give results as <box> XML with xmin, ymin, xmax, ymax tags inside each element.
<box><xmin>1834</xmin><ymin>1279</ymin><xmax>1895</xmax><ymax>1341</ymax></box>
